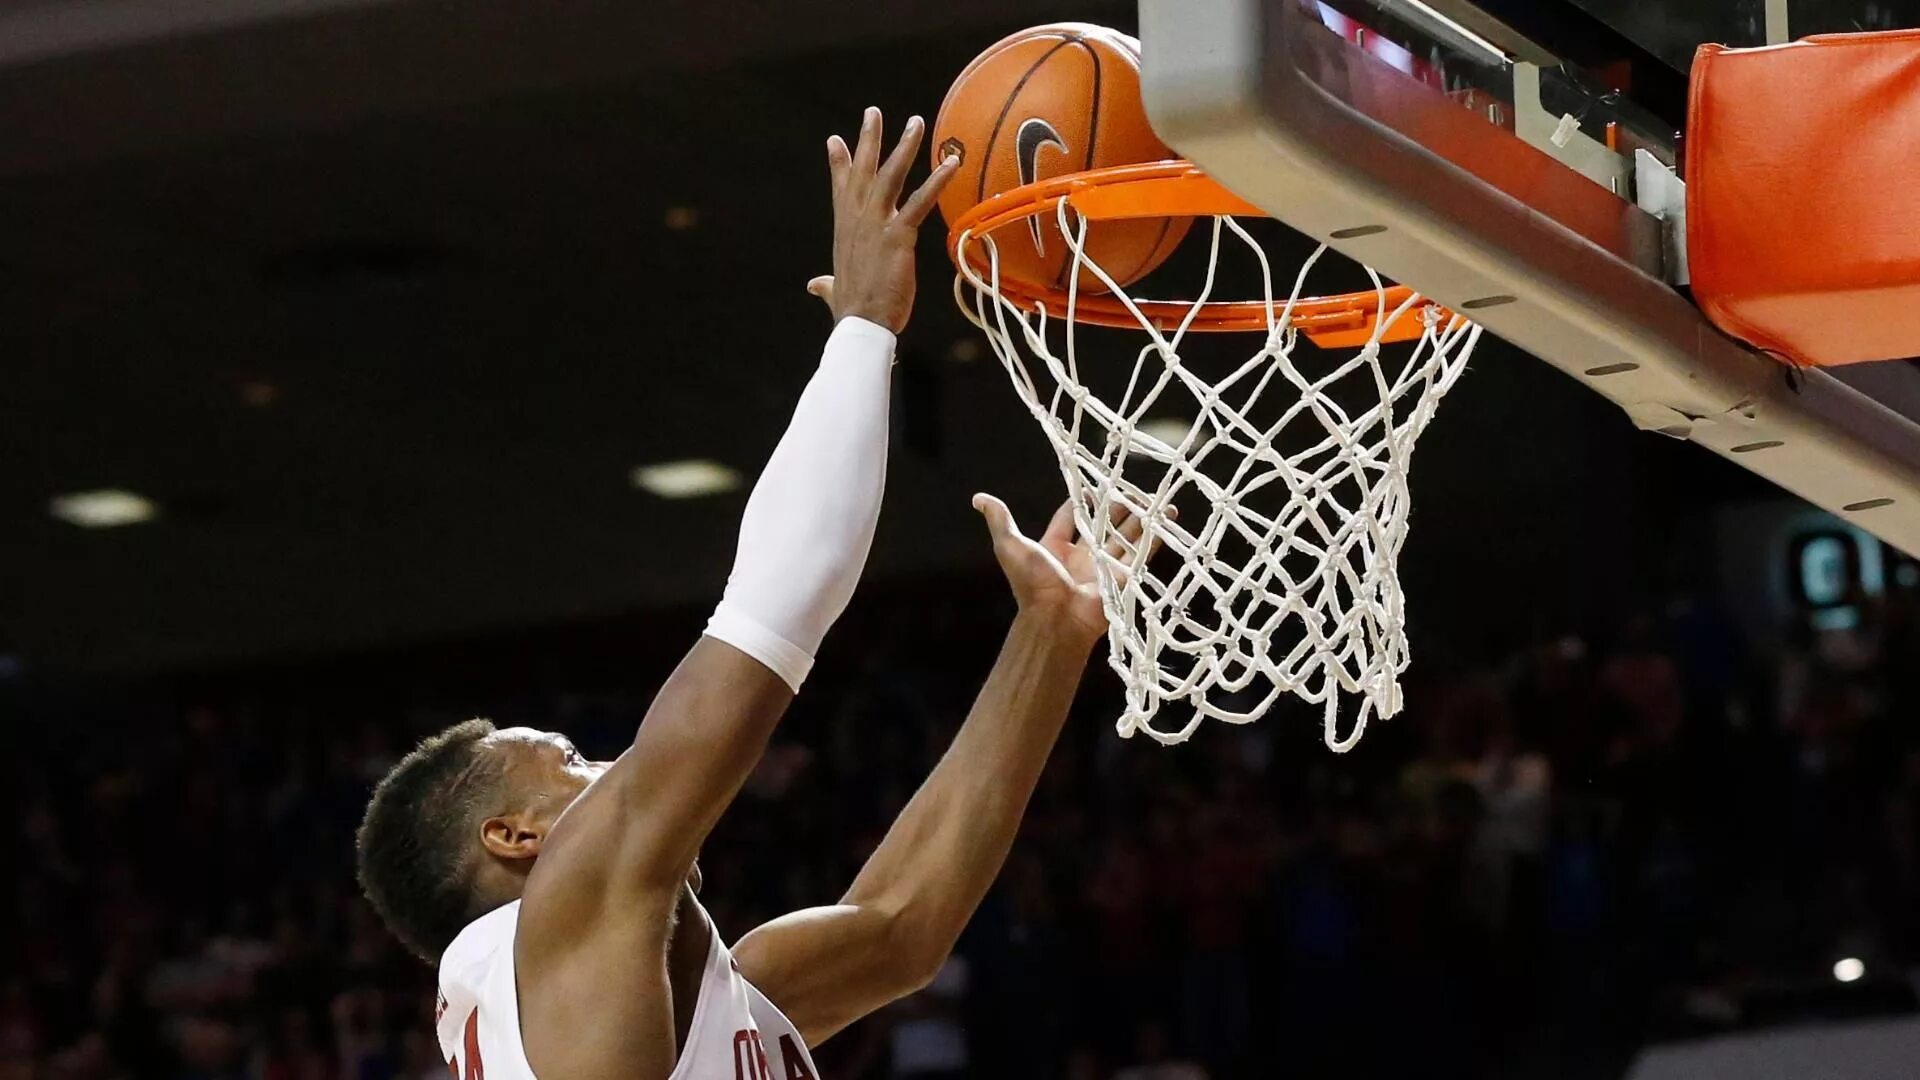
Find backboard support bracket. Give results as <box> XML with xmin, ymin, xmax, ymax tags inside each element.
<box><xmin>1633</xmin><ymin>148</ymin><xmax>1689</xmax><ymax>285</ymax></box>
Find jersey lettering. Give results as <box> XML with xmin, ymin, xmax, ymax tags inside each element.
<box><xmin>732</xmin><ymin>1029</ymin><xmax>772</xmax><ymax>1080</ymax></box>
<box><xmin>778</xmin><ymin>1034</ymin><xmax>816</xmax><ymax>1080</ymax></box>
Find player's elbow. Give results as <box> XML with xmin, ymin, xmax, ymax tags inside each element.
<box><xmin>868</xmin><ymin>910</ymin><xmax>952</xmax><ymax>998</ymax></box>
<box><xmin>836</xmin><ymin>882</ymin><xmax>963</xmax><ymax>1000</ymax></box>
<box><xmin>855</xmin><ymin>953</ymin><xmax>945</xmax><ymax>1012</ymax></box>
<box><xmin>889</xmin><ymin>947</ymin><xmax>949</xmax><ymax>999</ymax></box>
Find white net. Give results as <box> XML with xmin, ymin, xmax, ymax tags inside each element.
<box><xmin>955</xmin><ymin>201</ymin><xmax>1480</xmax><ymax>751</ymax></box>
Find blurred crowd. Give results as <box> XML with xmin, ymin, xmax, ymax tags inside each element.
<box><xmin>7</xmin><ymin>577</ymin><xmax>1920</xmax><ymax>1080</ymax></box>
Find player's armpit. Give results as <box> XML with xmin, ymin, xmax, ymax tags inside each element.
<box><xmin>732</xmin><ymin>903</ymin><xmax>935</xmax><ymax>1048</ymax></box>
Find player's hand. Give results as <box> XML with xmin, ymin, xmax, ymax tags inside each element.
<box><xmin>809</xmin><ymin>107</ymin><xmax>960</xmax><ymax>335</ymax></box>
<box><xmin>972</xmin><ymin>493</ymin><xmax>1170</xmax><ymax>643</ymax></box>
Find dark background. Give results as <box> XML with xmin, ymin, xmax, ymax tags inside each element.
<box><xmin>1</xmin><ymin>0</ymin><xmax>1752</xmax><ymax>676</ymax></box>
<box><xmin>5</xmin><ymin>2</ymin><xmax>1919</xmax><ymax>1079</ymax></box>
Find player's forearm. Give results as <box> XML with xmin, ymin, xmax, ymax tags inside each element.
<box><xmin>610</xmin><ymin>320</ymin><xmax>894</xmax><ymax>883</ymax></box>
<box><xmin>703</xmin><ymin>316</ymin><xmax>894</xmax><ymax>690</ymax></box>
<box><xmin>841</xmin><ymin>611</ymin><xmax>1093</xmax><ymax>966</ymax></box>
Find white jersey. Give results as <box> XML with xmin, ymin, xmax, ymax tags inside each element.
<box><xmin>436</xmin><ymin>900</ymin><xmax>821</xmax><ymax>1080</ymax></box>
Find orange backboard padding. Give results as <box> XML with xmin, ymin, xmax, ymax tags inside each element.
<box><xmin>1687</xmin><ymin>30</ymin><xmax>1920</xmax><ymax>367</ymax></box>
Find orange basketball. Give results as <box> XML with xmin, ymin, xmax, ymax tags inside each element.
<box><xmin>933</xmin><ymin>23</ymin><xmax>1192</xmax><ymax>294</ymax></box>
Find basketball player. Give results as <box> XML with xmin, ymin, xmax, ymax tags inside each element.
<box><xmin>355</xmin><ymin>109</ymin><xmax>1152</xmax><ymax>1080</ymax></box>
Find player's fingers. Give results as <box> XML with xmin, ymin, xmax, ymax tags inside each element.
<box><xmin>1146</xmin><ymin>506</ymin><xmax>1177</xmax><ymax>558</ymax></box>
<box><xmin>826</xmin><ymin>136</ymin><xmax>852</xmax><ymax>202</ymax></box>
<box><xmin>1101</xmin><ymin>514</ymin><xmax>1142</xmax><ymax>561</ymax></box>
<box><xmin>873</xmin><ymin>115</ymin><xmax>925</xmax><ymax>209</ymax></box>
<box><xmin>1108</xmin><ymin>504</ymin><xmax>1173</xmax><ymax>561</ymax></box>
<box><xmin>972</xmin><ymin>492</ymin><xmax>1019</xmax><ymax>544</ymax></box>
<box><xmin>1040</xmin><ymin>499</ymin><xmax>1078</xmax><ymax>549</ymax></box>
<box><xmin>850</xmin><ymin>106</ymin><xmax>883</xmax><ymax>187</ymax></box>
<box><xmin>896</xmin><ymin>155</ymin><xmax>960</xmax><ymax>228</ymax></box>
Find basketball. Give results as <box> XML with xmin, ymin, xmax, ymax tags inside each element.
<box><xmin>932</xmin><ymin>23</ymin><xmax>1191</xmax><ymax>293</ymax></box>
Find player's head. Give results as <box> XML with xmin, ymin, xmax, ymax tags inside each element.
<box><xmin>355</xmin><ymin>720</ymin><xmax>606</xmax><ymax>961</ymax></box>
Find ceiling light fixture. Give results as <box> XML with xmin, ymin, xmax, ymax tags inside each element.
<box><xmin>630</xmin><ymin>460</ymin><xmax>742</xmax><ymax>499</ymax></box>
<box><xmin>1137</xmin><ymin>416</ymin><xmax>1195</xmax><ymax>448</ymax></box>
<box><xmin>49</xmin><ymin>489</ymin><xmax>158</xmax><ymax>528</ymax></box>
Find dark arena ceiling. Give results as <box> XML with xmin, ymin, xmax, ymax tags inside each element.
<box><xmin>0</xmin><ymin>0</ymin><xmax>1768</xmax><ymax>675</ymax></box>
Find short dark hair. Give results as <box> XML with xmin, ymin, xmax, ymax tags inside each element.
<box><xmin>356</xmin><ymin>718</ymin><xmax>505</xmax><ymax>961</ymax></box>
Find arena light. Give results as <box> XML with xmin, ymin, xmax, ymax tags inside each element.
<box><xmin>1137</xmin><ymin>416</ymin><xmax>1194</xmax><ymax>448</ymax></box>
<box><xmin>1833</xmin><ymin>957</ymin><xmax>1866</xmax><ymax>983</ymax></box>
<box><xmin>49</xmin><ymin>488</ymin><xmax>157</xmax><ymax>528</ymax></box>
<box><xmin>630</xmin><ymin>460</ymin><xmax>742</xmax><ymax>499</ymax></box>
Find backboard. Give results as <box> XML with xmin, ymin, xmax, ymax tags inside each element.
<box><xmin>1138</xmin><ymin>0</ymin><xmax>1920</xmax><ymax>554</ymax></box>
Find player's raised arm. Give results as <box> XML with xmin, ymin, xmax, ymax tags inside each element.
<box><xmin>510</xmin><ymin>110</ymin><xmax>959</xmax><ymax>1080</ymax></box>
<box><xmin>734</xmin><ymin>497</ymin><xmax>1159</xmax><ymax>1046</ymax></box>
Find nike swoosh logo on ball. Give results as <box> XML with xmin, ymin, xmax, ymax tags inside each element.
<box><xmin>1016</xmin><ymin>118</ymin><xmax>1069</xmax><ymax>255</ymax></box>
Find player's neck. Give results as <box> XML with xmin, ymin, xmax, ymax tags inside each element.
<box><xmin>468</xmin><ymin>857</ymin><xmax>533</xmax><ymax>921</ymax></box>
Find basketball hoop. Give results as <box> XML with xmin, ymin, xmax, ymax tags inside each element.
<box><xmin>949</xmin><ymin>161</ymin><xmax>1481</xmax><ymax>751</ymax></box>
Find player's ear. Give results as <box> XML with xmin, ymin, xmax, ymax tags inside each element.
<box><xmin>479</xmin><ymin>813</ymin><xmax>546</xmax><ymax>862</ymax></box>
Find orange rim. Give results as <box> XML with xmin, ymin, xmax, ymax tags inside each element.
<box><xmin>947</xmin><ymin>161</ymin><xmax>1446</xmax><ymax>344</ymax></box>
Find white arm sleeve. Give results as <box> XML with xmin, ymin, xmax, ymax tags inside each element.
<box><xmin>703</xmin><ymin>316</ymin><xmax>895</xmax><ymax>690</ymax></box>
